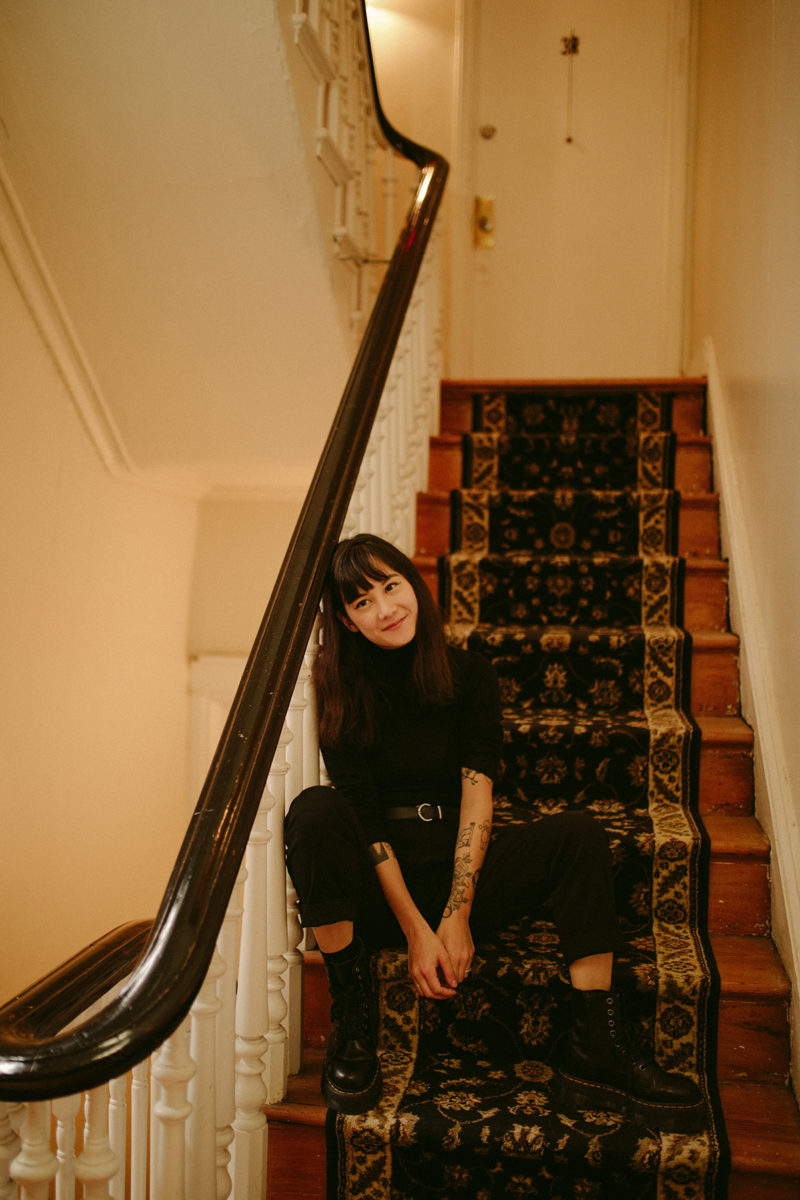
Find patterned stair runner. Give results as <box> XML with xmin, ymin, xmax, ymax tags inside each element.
<box><xmin>328</xmin><ymin>387</ymin><xmax>727</xmax><ymax>1199</ymax></box>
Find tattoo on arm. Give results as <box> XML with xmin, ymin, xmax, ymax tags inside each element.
<box><xmin>442</xmin><ymin>855</ymin><xmax>481</xmax><ymax>918</ymax></box>
<box><xmin>479</xmin><ymin>819</ymin><xmax>491</xmax><ymax>850</ymax></box>
<box><xmin>456</xmin><ymin>822</ymin><xmax>475</xmax><ymax>850</ymax></box>
<box><xmin>368</xmin><ymin>841</ymin><xmax>396</xmax><ymax>866</ymax></box>
<box><xmin>461</xmin><ymin>767</ymin><xmax>480</xmax><ymax>787</ymax></box>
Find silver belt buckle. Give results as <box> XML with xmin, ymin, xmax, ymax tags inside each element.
<box><xmin>417</xmin><ymin>803</ymin><xmax>441</xmax><ymax>821</ymax></box>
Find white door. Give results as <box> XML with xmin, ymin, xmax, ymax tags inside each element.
<box><xmin>449</xmin><ymin>0</ymin><xmax>694</xmax><ymax>379</ymax></box>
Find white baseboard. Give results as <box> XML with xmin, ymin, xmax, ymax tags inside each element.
<box><xmin>702</xmin><ymin>336</ymin><xmax>800</xmax><ymax>1090</ymax></box>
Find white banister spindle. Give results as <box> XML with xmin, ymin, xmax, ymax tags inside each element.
<box><xmin>108</xmin><ymin>1077</ymin><xmax>127</xmax><ymax>1200</ymax></box>
<box><xmin>150</xmin><ymin>1025</ymin><xmax>194</xmax><ymax>1200</ymax></box>
<box><xmin>75</xmin><ymin>1085</ymin><xmax>118</xmax><ymax>1200</ymax></box>
<box><xmin>285</xmin><ymin>664</ymin><xmax>311</xmax><ymax>1075</ymax></box>
<box><xmin>302</xmin><ymin>633</ymin><xmax>321</xmax><ymax>787</ymax></box>
<box><xmin>383</xmin><ymin>146</ymin><xmax>397</xmax><ymax>261</ymax></box>
<box><xmin>186</xmin><ymin>949</ymin><xmax>224</xmax><ymax>1200</ymax></box>
<box><xmin>215</xmin><ymin>873</ymin><xmax>243</xmax><ymax>1200</ymax></box>
<box><xmin>11</xmin><ymin>1100</ymin><xmax>58</xmax><ymax>1199</ymax></box>
<box><xmin>52</xmin><ymin>1094</ymin><xmax>80</xmax><ymax>1200</ymax></box>
<box><xmin>0</xmin><ymin>1103</ymin><xmax>21</xmax><ymax>1200</ymax></box>
<box><xmin>265</xmin><ymin>726</ymin><xmax>291</xmax><ymax>1104</ymax></box>
<box><xmin>130</xmin><ymin>1061</ymin><xmax>149</xmax><ymax>1200</ymax></box>
<box><xmin>231</xmin><ymin>801</ymin><xmax>269</xmax><ymax>1197</ymax></box>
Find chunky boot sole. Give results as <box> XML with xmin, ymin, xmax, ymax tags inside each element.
<box><xmin>322</xmin><ymin>1060</ymin><xmax>383</xmax><ymax>1115</ymax></box>
<box><xmin>553</xmin><ymin>1066</ymin><xmax>707</xmax><ymax>1134</ymax></box>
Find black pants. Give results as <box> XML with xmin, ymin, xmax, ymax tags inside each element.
<box><xmin>285</xmin><ymin>787</ymin><xmax>622</xmax><ymax>965</ymax></box>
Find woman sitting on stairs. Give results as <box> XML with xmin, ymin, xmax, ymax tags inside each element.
<box><xmin>285</xmin><ymin>533</ymin><xmax>703</xmax><ymax>1131</ymax></box>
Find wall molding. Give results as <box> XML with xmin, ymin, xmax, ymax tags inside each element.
<box><xmin>0</xmin><ymin>159</ymin><xmax>133</xmax><ymax>476</ymax></box>
<box><xmin>703</xmin><ymin>336</ymin><xmax>800</xmax><ymax>1031</ymax></box>
<box><xmin>1</xmin><ymin>160</ymin><xmax>209</xmax><ymax>500</ymax></box>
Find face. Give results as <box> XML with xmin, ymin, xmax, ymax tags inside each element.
<box><xmin>340</xmin><ymin>568</ymin><xmax>419</xmax><ymax>649</ymax></box>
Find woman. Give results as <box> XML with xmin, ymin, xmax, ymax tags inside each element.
<box><xmin>285</xmin><ymin>534</ymin><xmax>702</xmax><ymax>1129</ymax></box>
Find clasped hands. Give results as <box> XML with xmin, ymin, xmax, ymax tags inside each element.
<box><xmin>407</xmin><ymin>910</ymin><xmax>474</xmax><ymax>1000</ymax></box>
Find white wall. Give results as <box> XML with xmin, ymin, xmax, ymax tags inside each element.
<box><xmin>0</xmin><ymin>255</ymin><xmax>196</xmax><ymax>1002</ymax></box>
<box><xmin>188</xmin><ymin>492</ymin><xmax>303</xmax><ymax>658</ymax></box>
<box><xmin>689</xmin><ymin>0</ymin><xmax>800</xmax><ymax>1085</ymax></box>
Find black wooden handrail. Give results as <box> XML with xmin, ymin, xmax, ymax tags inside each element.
<box><xmin>0</xmin><ymin>3</ymin><xmax>447</xmax><ymax>1102</ymax></box>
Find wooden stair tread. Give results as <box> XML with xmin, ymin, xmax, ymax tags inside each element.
<box><xmin>265</xmin><ymin>1049</ymin><xmax>326</xmax><ymax>1126</ymax></box>
<box><xmin>696</xmin><ymin>714</ymin><xmax>752</xmax><ymax>744</ymax></box>
<box><xmin>721</xmin><ymin>1081</ymin><xmax>800</xmax><ymax>1175</ymax></box>
<box><xmin>441</xmin><ymin>377</ymin><xmax>708</xmax><ymax>393</ymax></box>
<box><xmin>704</xmin><ymin>813</ymin><xmax>770</xmax><ymax>857</ymax></box>
<box><xmin>712</xmin><ymin>934</ymin><xmax>790</xmax><ymax>998</ymax></box>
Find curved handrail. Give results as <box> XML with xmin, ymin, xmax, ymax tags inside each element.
<box><xmin>0</xmin><ymin>2</ymin><xmax>447</xmax><ymax>1102</ymax></box>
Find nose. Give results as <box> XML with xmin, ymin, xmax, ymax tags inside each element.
<box><xmin>376</xmin><ymin>593</ymin><xmax>395</xmax><ymax>619</ymax></box>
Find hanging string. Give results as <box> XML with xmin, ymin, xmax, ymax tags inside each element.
<box><xmin>561</xmin><ymin>31</ymin><xmax>580</xmax><ymax>144</ymax></box>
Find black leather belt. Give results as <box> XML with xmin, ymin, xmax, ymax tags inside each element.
<box><xmin>385</xmin><ymin>804</ymin><xmax>459</xmax><ymax>822</ymax></box>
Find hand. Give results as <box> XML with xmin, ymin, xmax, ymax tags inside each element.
<box><xmin>436</xmin><ymin>911</ymin><xmax>474</xmax><ymax>984</ymax></box>
<box><xmin>406</xmin><ymin>923</ymin><xmax>458</xmax><ymax>1000</ymax></box>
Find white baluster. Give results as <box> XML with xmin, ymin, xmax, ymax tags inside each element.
<box><xmin>303</xmin><ymin>631</ymin><xmax>321</xmax><ymax>789</ymax></box>
<box><xmin>265</xmin><ymin>726</ymin><xmax>291</xmax><ymax>1104</ymax></box>
<box><xmin>75</xmin><ymin>1085</ymin><xmax>118</xmax><ymax>1200</ymax></box>
<box><xmin>285</xmin><ymin>665</ymin><xmax>311</xmax><ymax>1075</ymax></box>
<box><xmin>130</xmin><ymin>1060</ymin><xmax>149</xmax><ymax>1200</ymax></box>
<box><xmin>230</xmin><ymin>801</ymin><xmax>269</xmax><ymax>1197</ymax></box>
<box><xmin>383</xmin><ymin>146</ymin><xmax>397</xmax><ymax>261</ymax></box>
<box><xmin>186</xmin><ymin>949</ymin><xmax>224</xmax><ymax>1200</ymax></box>
<box><xmin>215</xmin><ymin>872</ymin><xmax>243</xmax><ymax>1200</ymax></box>
<box><xmin>52</xmin><ymin>1094</ymin><xmax>80</xmax><ymax>1200</ymax></box>
<box><xmin>150</xmin><ymin>1024</ymin><xmax>194</xmax><ymax>1200</ymax></box>
<box><xmin>107</xmin><ymin>1077</ymin><xmax>127</xmax><ymax>1200</ymax></box>
<box><xmin>11</xmin><ymin>1100</ymin><xmax>58</xmax><ymax>1199</ymax></box>
<box><xmin>0</xmin><ymin>1103</ymin><xmax>21</xmax><ymax>1200</ymax></box>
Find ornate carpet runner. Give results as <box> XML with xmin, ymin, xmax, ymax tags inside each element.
<box><xmin>328</xmin><ymin>387</ymin><xmax>728</xmax><ymax>1198</ymax></box>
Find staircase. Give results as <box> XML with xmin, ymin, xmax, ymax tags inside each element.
<box><xmin>266</xmin><ymin>379</ymin><xmax>800</xmax><ymax>1198</ymax></box>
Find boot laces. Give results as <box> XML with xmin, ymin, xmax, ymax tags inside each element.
<box><xmin>329</xmin><ymin>964</ymin><xmax>372</xmax><ymax>1042</ymax></box>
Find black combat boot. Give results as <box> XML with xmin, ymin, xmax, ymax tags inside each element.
<box><xmin>555</xmin><ymin>988</ymin><xmax>705</xmax><ymax>1132</ymax></box>
<box><xmin>321</xmin><ymin>939</ymin><xmax>382</xmax><ymax>1114</ymax></box>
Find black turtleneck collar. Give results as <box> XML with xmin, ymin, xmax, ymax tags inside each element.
<box><xmin>360</xmin><ymin>635</ymin><xmax>417</xmax><ymax>684</ymax></box>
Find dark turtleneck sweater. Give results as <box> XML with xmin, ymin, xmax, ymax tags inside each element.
<box><xmin>321</xmin><ymin>641</ymin><xmax>502</xmax><ymax>846</ymax></box>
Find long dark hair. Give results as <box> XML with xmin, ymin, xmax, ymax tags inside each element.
<box><xmin>313</xmin><ymin>534</ymin><xmax>454</xmax><ymax>746</ymax></box>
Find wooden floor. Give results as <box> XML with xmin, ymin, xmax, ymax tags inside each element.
<box><xmin>265</xmin><ymin>380</ymin><xmax>800</xmax><ymax>1198</ymax></box>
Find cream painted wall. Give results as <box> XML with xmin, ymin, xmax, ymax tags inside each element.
<box><xmin>0</xmin><ymin>255</ymin><xmax>196</xmax><ymax>1003</ymax></box>
<box><xmin>188</xmin><ymin>493</ymin><xmax>303</xmax><ymax>657</ymax></box>
<box><xmin>689</xmin><ymin>0</ymin><xmax>800</xmax><ymax>1085</ymax></box>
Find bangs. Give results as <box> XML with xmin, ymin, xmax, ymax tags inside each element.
<box><xmin>330</xmin><ymin>537</ymin><xmax>411</xmax><ymax>606</ymax></box>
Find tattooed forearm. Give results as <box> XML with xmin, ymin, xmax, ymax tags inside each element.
<box><xmin>456</xmin><ymin>820</ymin><xmax>491</xmax><ymax>853</ymax></box>
<box><xmin>442</xmin><ymin>855</ymin><xmax>481</xmax><ymax>918</ymax></box>
<box><xmin>368</xmin><ymin>841</ymin><xmax>396</xmax><ymax>866</ymax></box>
<box><xmin>456</xmin><ymin>822</ymin><xmax>475</xmax><ymax>850</ymax></box>
<box><xmin>461</xmin><ymin>767</ymin><xmax>481</xmax><ymax>787</ymax></box>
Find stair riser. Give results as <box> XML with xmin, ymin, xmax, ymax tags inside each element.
<box><xmin>303</xmin><ymin>957</ymin><xmax>790</xmax><ymax>1086</ymax></box>
<box><xmin>683</xmin><ymin>566</ymin><xmax>728</xmax><ymax>632</ymax></box>
<box><xmin>440</xmin><ymin>383</ymin><xmax>707</xmax><ymax>438</ymax></box>
<box><xmin>717</xmin><ymin>997</ymin><xmax>791</xmax><ymax>1084</ymax></box>
<box><xmin>429</xmin><ymin>437</ymin><xmax>712</xmax><ymax>495</ymax></box>
<box><xmin>691</xmin><ymin>645</ymin><xmax>740</xmax><ymax>715</ymax></box>
<box><xmin>419</xmin><ymin>490</ymin><xmax>720</xmax><ymax>566</ymax></box>
<box><xmin>267</xmin><ymin>1099</ymin><xmax>800</xmax><ymax>1200</ymax></box>
<box><xmin>266</xmin><ymin>1122</ymin><xmax>326</xmax><ymax>1200</ymax></box>
<box><xmin>698</xmin><ymin>740</ymin><xmax>754</xmax><ymax>816</ymax></box>
<box><xmin>708</xmin><ymin>859</ymin><xmax>771</xmax><ymax>935</ymax></box>
<box><xmin>728</xmin><ymin>1173</ymin><xmax>800</xmax><ymax>1199</ymax></box>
